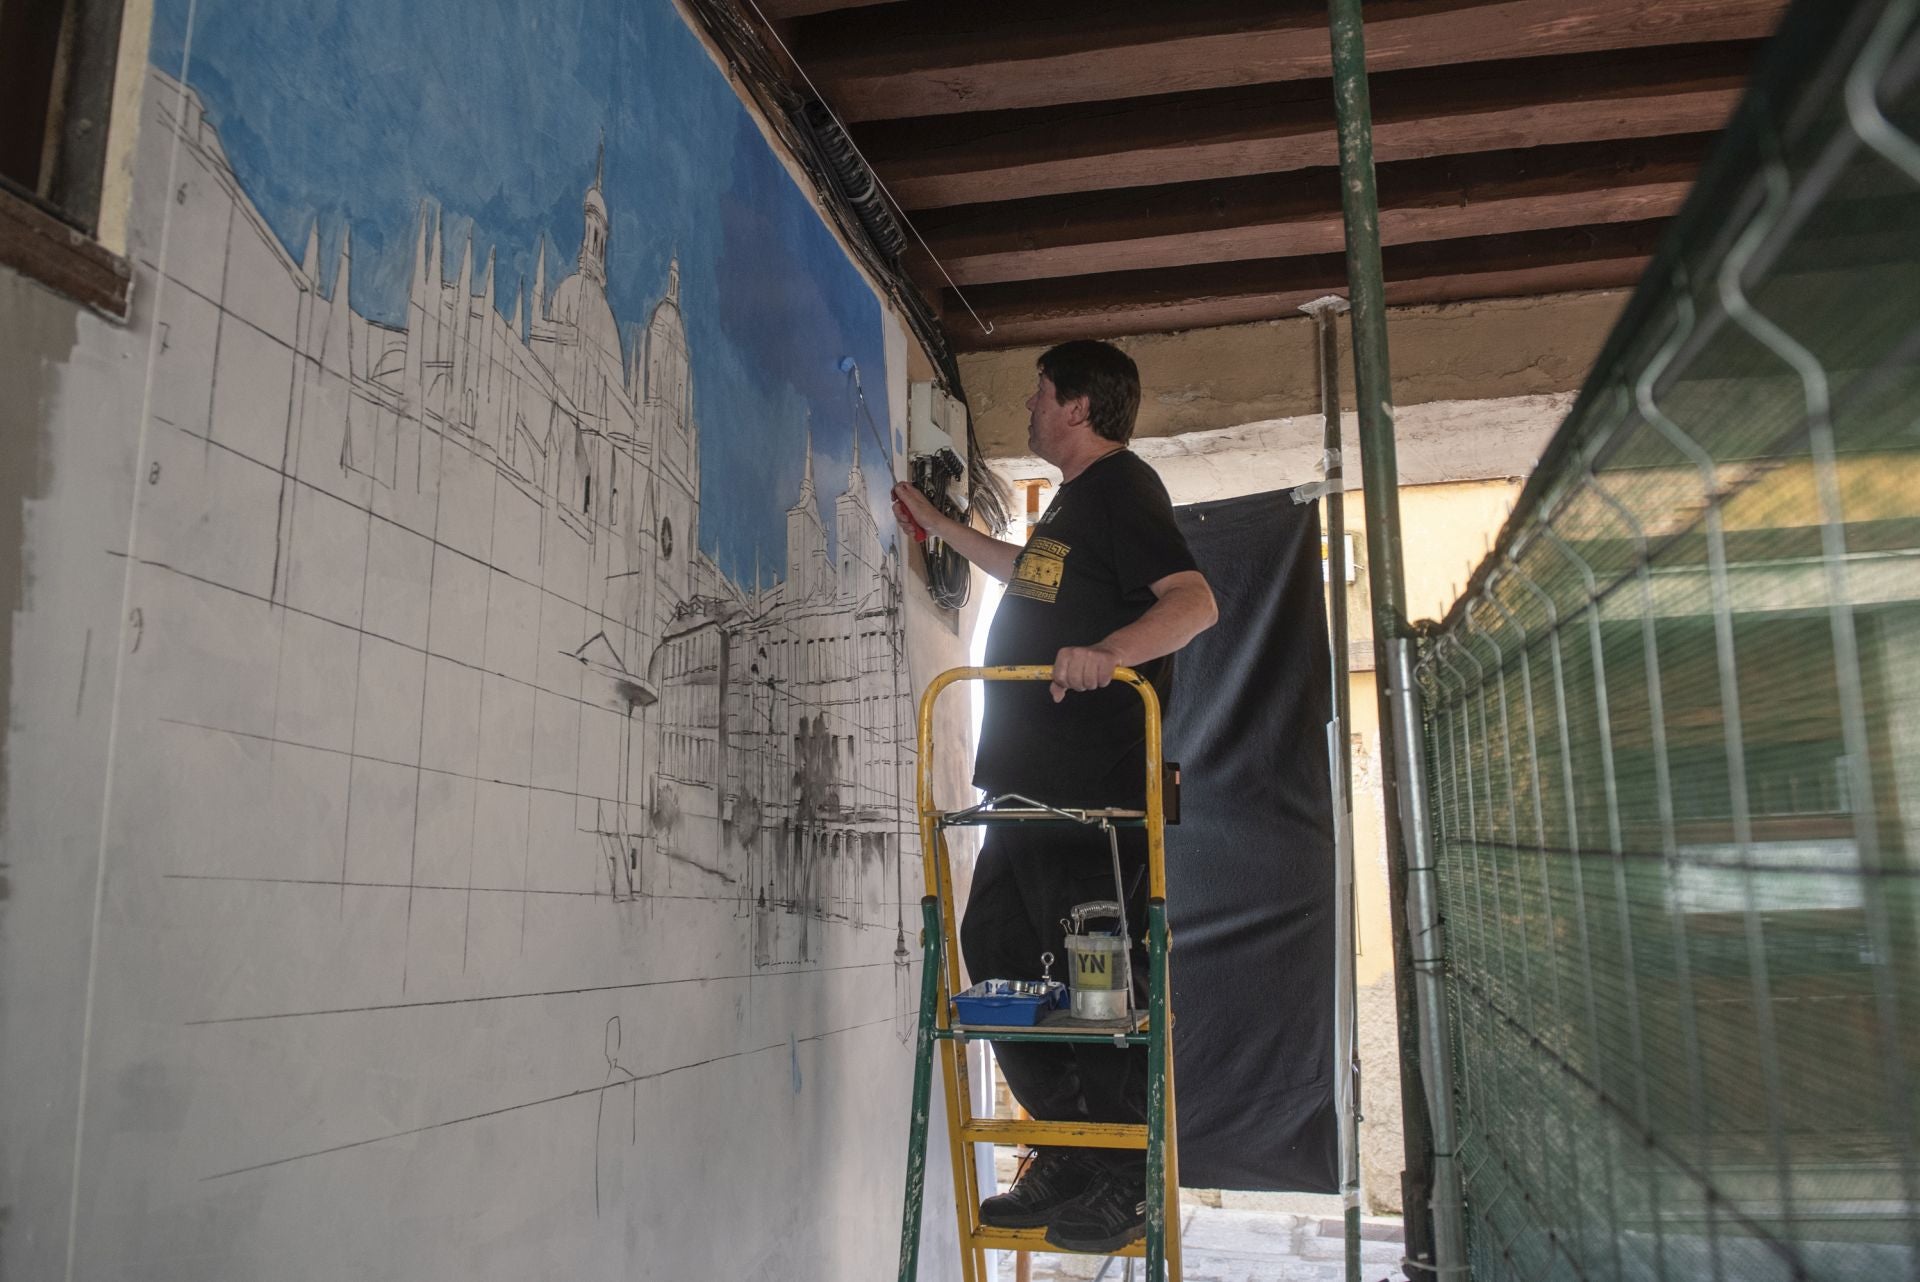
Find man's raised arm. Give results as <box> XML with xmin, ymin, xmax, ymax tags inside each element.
<box><xmin>892</xmin><ymin>481</ymin><xmax>1024</xmax><ymax>583</ymax></box>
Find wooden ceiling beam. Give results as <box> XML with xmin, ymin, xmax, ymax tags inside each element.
<box><xmin>797</xmin><ymin>0</ymin><xmax>1785</xmax><ymax>122</ymax></box>
<box><xmin>862</xmin><ymin>43</ymin><xmax>1756</xmax><ymax>208</ymax></box>
<box><xmin>911</xmin><ymin>134</ymin><xmax>1710</xmax><ymax>286</ymax></box>
<box><xmin>752</xmin><ymin>0</ymin><xmax>897</xmax><ymax>17</ymax></box>
<box><xmin>942</xmin><ymin>220</ymin><xmax>1666</xmax><ymax>351</ymax></box>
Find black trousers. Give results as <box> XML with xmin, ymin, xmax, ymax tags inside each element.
<box><xmin>959</xmin><ymin>824</ymin><xmax>1151</xmax><ymax>1170</ymax></box>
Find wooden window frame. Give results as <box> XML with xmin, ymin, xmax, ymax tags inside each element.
<box><xmin>0</xmin><ymin>0</ymin><xmax>138</xmax><ymax>318</ymax></box>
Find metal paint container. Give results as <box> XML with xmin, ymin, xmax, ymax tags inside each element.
<box><xmin>1063</xmin><ymin>901</ymin><xmax>1130</xmax><ymax>1021</ymax></box>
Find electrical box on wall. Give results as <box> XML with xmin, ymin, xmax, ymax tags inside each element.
<box><xmin>905</xmin><ymin>380</ymin><xmax>973</xmax><ymax>610</ymax></box>
<box><xmin>908</xmin><ymin>381</ymin><xmax>968</xmax><ymax>484</ymax></box>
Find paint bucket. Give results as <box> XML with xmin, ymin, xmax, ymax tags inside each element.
<box><xmin>1063</xmin><ymin>901</ymin><xmax>1130</xmax><ymax>1021</ymax></box>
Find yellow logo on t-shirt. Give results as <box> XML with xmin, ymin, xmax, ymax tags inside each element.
<box><xmin>1008</xmin><ymin>537</ymin><xmax>1068</xmax><ymax>603</ymax></box>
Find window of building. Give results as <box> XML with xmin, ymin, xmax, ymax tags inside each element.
<box><xmin>1</xmin><ymin>0</ymin><xmax>135</xmax><ymax>315</ymax></box>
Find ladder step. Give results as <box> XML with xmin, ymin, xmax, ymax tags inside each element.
<box><xmin>941</xmin><ymin>1026</ymin><xmax>1149</xmax><ymax>1045</ymax></box>
<box><xmin>943</xmin><ymin>1012</ymin><xmax>1150</xmax><ymax>1045</ymax></box>
<box><xmin>969</xmin><ymin>1226</ymin><xmax>1147</xmax><ymax>1258</ymax></box>
<box><xmin>959</xmin><ymin>1119</ymin><xmax>1146</xmax><ymax>1150</ymax></box>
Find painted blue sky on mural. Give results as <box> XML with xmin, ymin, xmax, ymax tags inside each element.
<box><xmin>149</xmin><ymin>0</ymin><xmax>894</xmax><ymax>585</ymax></box>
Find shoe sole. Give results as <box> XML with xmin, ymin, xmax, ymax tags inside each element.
<box><xmin>978</xmin><ymin>1209</ymin><xmax>1054</xmax><ymax>1230</ymax></box>
<box><xmin>1042</xmin><ymin>1223</ymin><xmax>1146</xmax><ymax>1254</ymax></box>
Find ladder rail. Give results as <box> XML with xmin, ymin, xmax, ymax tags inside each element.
<box><xmin>900</xmin><ymin>665</ymin><xmax>1180</xmax><ymax>1282</ymax></box>
<box><xmin>898</xmin><ymin>896</ymin><xmax>943</xmax><ymax>1282</ymax></box>
<box><xmin>930</xmin><ymin>826</ymin><xmax>983</xmax><ymax>1282</ymax></box>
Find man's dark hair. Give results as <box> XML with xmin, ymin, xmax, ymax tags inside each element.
<box><xmin>1038</xmin><ymin>340</ymin><xmax>1141</xmax><ymax>444</ymax></box>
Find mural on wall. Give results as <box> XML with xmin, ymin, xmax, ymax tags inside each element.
<box><xmin>29</xmin><ymin>3</ymin><xmax>943</xmax><ymax>1269</ymax></box>
<box><xmin>136</xmin><ymin>1</ymin><xmax>917</xmax><ymax>985</ymax></box>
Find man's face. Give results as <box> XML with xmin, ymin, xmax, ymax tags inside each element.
<box><xmin>1025</xmin><ymin>373</ymin><xmax>1085</xmax><ymax>462</ymax></box>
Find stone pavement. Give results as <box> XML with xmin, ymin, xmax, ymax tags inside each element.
<box><xmin>990</xmin><ymin>1203</ymin><xmax>1408</xmax><ymax>1281</ymax></box>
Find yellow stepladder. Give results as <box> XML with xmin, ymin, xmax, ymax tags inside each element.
<box><xmin>897</xmin><ymin>665</ymin><xmax>1182</xmax><ymax>1282</ymax></box>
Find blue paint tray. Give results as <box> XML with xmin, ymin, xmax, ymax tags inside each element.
<box><xmin>951</xmin><ymin>979</ymin><xmax>1068</xmax><ymax>1026</ymax></box>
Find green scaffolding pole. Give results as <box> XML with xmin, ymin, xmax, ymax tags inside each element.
<box><xmin>1324</xmin><ymin>1</ymin><xmax>1468</xmax><ymax>1276</ymax></box>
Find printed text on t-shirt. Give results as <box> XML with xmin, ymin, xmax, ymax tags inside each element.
<box><xmin>1008</xmin><ymin>537</ymin><xmax>1069</xmax><ymax>603</ymax></box>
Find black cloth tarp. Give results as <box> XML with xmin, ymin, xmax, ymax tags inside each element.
<box><xmin>1166</xmin><ymin>490</ymin><xmax>1337</xmax><ymax>1191</ymax></box>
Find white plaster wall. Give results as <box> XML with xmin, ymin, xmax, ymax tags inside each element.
<box><xmin>0</xmin><ymin>60</ymin><xmax>968</xmax><ymax>1282</ymax></box>
<box><xmin>0</xmin><ymin>269</ymin><xmax>150</xmax><ymax>1276</ymax></box>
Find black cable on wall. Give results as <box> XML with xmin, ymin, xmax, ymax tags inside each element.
<box><xmin>680</xmin><ymin>0</ymin><xmax>1011</xmax><ymax>535</ymax></box>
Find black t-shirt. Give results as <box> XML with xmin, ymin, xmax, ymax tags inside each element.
<box><xmin>975</xmin><ymin>450</ymin><xmax>1199</xmax><ymax>808</ymax></box>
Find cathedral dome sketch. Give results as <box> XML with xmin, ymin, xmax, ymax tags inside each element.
<box><xmin>549</xmin><ymin>274</ymin><xmax>622</xmax><ymax>373</ymax></box>
<box><xmin>549</xmin><ymin>148</ymin><xmax>622</xmax><ymax>378</ymax></box>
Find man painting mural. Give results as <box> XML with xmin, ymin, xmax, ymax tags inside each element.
<box><xmin>892</xmin><ymin>340</ymin><xmax>1217</xmax><ymax>1253</ymax></box>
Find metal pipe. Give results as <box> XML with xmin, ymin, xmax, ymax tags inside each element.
<box><xmin>1305</xmin><ymin>295</ymin><xmax>1354</xmax><ymax>753</ymax></box>
<box><xmin>1387</xmin><ymin>638</ymin><xmax>1467</xmax><ymax>1276</ymax></box>
<box><xmin>1325</xmin><ymin>0</ymin><xmax>1466</xmax><ymax>1273</ymax></box>
<box><xmin>1303</xmin><ymin>293</ymin><xmax>1361</xmax><ymax>1282</ymax></box>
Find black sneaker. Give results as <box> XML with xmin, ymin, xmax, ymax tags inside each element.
<box><xmin>978</xmin><ymin>1148</ymin><xmax>1096</xmax><ymax>1229</ymax></box>
<box><xmin>1043</xmin><ymin>1164</ymin><xmax>1149</xmax><ymax>1253</ymax></box>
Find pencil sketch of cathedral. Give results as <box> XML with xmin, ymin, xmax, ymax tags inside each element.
<box><xmin>143</xmin><ymin>68</ymin><xmax>912</xmax><ymax>977</ymax></box>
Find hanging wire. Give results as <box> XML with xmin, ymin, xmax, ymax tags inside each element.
<box><xmin>736</xmin><ymin>0</ymin><xmax>997</xmax><ymax>340</ymax></box>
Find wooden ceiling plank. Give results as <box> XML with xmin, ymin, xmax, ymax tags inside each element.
<box><xmin>949</xmin><ymin>257</ymin><xmax>1652</xmax><ymax>348</ymax></box>
<box><xmin>886</xmin><ymin>89</ymin><xmax>1737</xmax><ymax>209</ymax></box>
<box><xmin>803</xmin><ymin>0</ymin><xmax>1785</xmax><ymax>122</ymax></box>
<box><xmin>943</xmin><ymin>221</ymin><xmax>1664</xmax><ymax>349</ymax></box>
<box><xmin>865</xmin><ymin>45</ymin><xmax>1754</xmax><ymax>208</ymax></box>
<box><xmin>753</xmin><ymin>0</ymin><xmax>899</xmax><ymax>17</ymax></box>
<box><xmin>914</xmin><ymin>134</ymin><xmax>1709</xmax><ymax>284</ymax></box>
<box><xmin>958</xmin><ymin>221</ymin><xmax>1666</xmax><ymax>313</ymax></box>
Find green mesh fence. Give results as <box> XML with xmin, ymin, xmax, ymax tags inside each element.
<box><xmin>1413</xmin><ymin>2</ymin><xmax>1920</xmax><ymax>1278</ymax></box>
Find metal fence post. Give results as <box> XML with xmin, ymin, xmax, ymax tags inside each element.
<box><xmin>1388</xmin><ymin>636</ymin><xmax>1469</xmax><ymax>1279</ymax></box>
